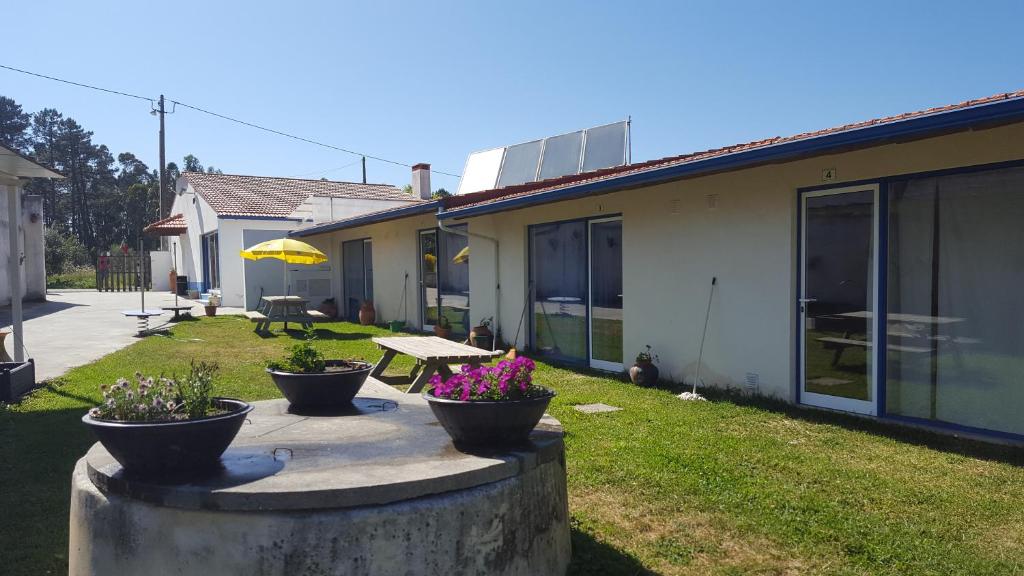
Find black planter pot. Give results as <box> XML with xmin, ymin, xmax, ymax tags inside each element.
<box><xmin>267</xmin><ymin>360</ymin><xmax>372</xmax><ymax>408</ymax></box>
<box><xmin>423</xmin><ymin>388</ymin><xmax>555</xmax><ymax>447</ymax></box>
<box><xmin>82</xmin><ymin>398</ymin><xmax>252</xmax><ymax>477</ymax></box>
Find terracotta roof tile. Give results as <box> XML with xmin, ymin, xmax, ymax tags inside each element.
<box><xmin>182</xmin><ymin>172</ymin><xmax>419</xmax><ymax>218</ymax></box>
<box><xmin>444</xmin><ymin>89</ymin><xmax>1024</xmax><ymax>212</ymax></box>
<box><xmin>143</xmin><ymin>213</ymin><xmax>187</xmax><ymax>235</ymax></box>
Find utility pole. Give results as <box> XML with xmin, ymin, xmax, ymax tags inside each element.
<box><xmin>361</xmin><ymin>156</ymin><xmax>367</xmax><ymax>184</ymax></box>
<box><xmin>152</xmin><ymin>95</ymin><xmax>168</xmax><ymax>250</ymax></box>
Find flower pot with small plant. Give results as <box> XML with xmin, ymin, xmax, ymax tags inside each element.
<box><xmin>469</xmin><ymin>317</ymin><xmax>493</xmax><ymax>350</ymax></box>
<box><xmin>266</xmin><ymin>329</ymin><xmax>373</xmax><ymax>408</ymax></box>
<box><xmin>434</xmin><ymin>315</ymin><xmax>452</xmax><ymax>339</ymax></box>
<box><xmin>423</xmin><ymin>357</ymin><xmax>554</xmax><ymax>447</ymax></box>
<box><xmin>628</xmin><ymin>345</ymin><xmax>660</xmax><ymax>387</ymax></box>
<box><xmin>358</xmin><ymin>300</ymin><xmax>376</xmax><ymax>325</ymax></box>
<box><xmin>81</xmin><ymin>361</ymin><xmax>252</xmax><ymax>478</ymax></box>
<box><xmin>318</xmin><ymin>297</ymin><xmax>338</xmax><ymax>319</ymax></box>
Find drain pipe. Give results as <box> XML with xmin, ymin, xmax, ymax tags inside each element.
<box><xmin>437</xmin><ymin>213</ymin><xmax>500</xmax><ymax>350</ymax></box>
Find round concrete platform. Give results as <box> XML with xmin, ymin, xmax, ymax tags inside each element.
<box><xmin>70</xmin><ymin>379</ymin><xmax>570</xmax><ymax>575</ymax></box>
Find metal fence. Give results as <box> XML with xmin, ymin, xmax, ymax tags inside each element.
<box><xmin>96</xmin><ymin>254</ymin><xmax>151</xmax><ymax>292</ymax></box>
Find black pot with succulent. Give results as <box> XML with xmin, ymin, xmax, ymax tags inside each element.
<box><xmin>628</xmin><ymin>345</ymin><xmax>660</xmax><ymax>387</ymax></box>
<box><xmin>266</xmin><ymin>329</ymin><xmax>373</xmax><ymax>408</ymax></box>
<box><xmin>81</xmin><ymin>361</ymin><xmax>252</xmax><ymax>478</ymax></box>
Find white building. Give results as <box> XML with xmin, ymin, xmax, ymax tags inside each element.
<box><xmin>146</xmin><ymin>172</ymin><xmax>425</xmax><ymax>309</ymax></box>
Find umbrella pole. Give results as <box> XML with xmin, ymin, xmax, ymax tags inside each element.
<box><xmin>284</xmin><ymin>260</ymin><xmax>289</xmax><ymax>331</ymax></box>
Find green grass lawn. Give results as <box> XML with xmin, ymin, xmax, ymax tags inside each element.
<box><xmin>2</xmin><ymin>318</ymin><xmax>1023</xmax><ymax>575</ymax></box>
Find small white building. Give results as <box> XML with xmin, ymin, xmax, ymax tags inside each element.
<box><xmin>147</xmin><ymin>172</ymin><xmax>425</xmax><ymax>309</ymax></box>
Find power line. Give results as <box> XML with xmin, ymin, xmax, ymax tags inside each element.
<box><xmin>171</xmin><ymin>99</ymin><xmax>461</xmax><ymax>179</ymax></box>
<box><xmin>289</xmin><ymin>158</ymin><xmax>364</xmax><ymax>178</ymax></box>
<box><xmin>0</xmin><ymin>63</ymin><xmax>154</xmax><ymax>102</ymax></box>
<box><xmin>0</xmin><ymin>63</ymin><xmax>462</xmax><ymax>179</ymax></box>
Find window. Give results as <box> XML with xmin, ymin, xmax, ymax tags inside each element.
<box><xmin>419</xmin><ymin>226</ymin><xmax>470</xmax><ymax>336</ymax></box>
<box><xmin>203</xmin><ymin>232</ymin><xmax>220</xmax><ymax>290</ymax></box>
<box><xmin>342</xmin><ymin>239</ymin><xmax>372</xmax><ymax>322</ymax></box>
<box><xmin>885</xmin><ymin>165</ymin><xmax>1024</xmax><ymax>435</ymax></box>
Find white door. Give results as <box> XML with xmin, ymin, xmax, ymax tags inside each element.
<box><xmin>588</xmin><ymin>217</ymin><xmax>624</xmax><ymax>371</ymax></box>
<box><xmin>800</xmin><ymin>185</ymin><xmax>879</xmax><ymax>415</ymax></box>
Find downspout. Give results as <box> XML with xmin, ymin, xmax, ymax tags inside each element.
<box><xmin>437</xmin><ymin>211</ymin><xmax>500</xmax><ymax>350</ymax></box>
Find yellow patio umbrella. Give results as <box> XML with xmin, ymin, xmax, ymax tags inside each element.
<box><xmin>452</xmin><ymin>246</ymin><xmax>470</xmax><ymax>264</ymax></box>
<box><xmin>240</xmin><ymin>238</ymin><xmax>327</xmax><ymax>295</ymax></box>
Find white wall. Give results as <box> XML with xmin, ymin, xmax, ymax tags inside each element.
<box><xmin>296</xmin><ymin>196</ymin><xmax>418</xmax><ymax>225</ymax></box>
<box><xmin>458</xmin><ymin>121</ymin><xmax>1024</xmax><ymax>402</ymax></box>
<box><xmin>217</xmin><ymin>218</ymin><xmax>300</xmax><ymax>308</ymax></box>
<box><xmin>301</xmin><ymin>213</ymin><xmax>437</xmax><ymax>330</ymax></box>
<box><xmin>0</xmin><ymin>188</ymin><xmax>45</xmax><ymax>305</ymax></box>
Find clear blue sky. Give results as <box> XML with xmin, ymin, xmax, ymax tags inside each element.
<box><xmin>3</xmin><ymin>0</ymin><xmax>1023</xmax><ymax>191</ymax></box>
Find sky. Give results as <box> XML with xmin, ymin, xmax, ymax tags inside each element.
<box><xmin>2</xmin><ymin>0</ymin><xmax>1023</xmax><ymax>192</ymax></box>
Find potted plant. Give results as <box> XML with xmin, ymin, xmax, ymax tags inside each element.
<box><xmin>469</xmin><ymin>317</ymin><xmax>493</xmax><ymax>350</ymax></box>
<box><xmin>628</xmin><ymin>345</ymin><xmax>660</xmax><ymax>387</ymax></box>
<box><xmin>266</xmin><ymin>330</ymin><xmax>373</xmax><ymax>408</ymax></box>
<box><xmin>81</xmin><ymin>361</ymin><xmax>252</xmax><ymax>477</ymax></box>
<box><xmin>423</xmin><ymin>357</ymin><xmax>554</xmax><ymax>447</ymax></box>
<box><xmin>359</xmin><ymin>300</ymin><xmax>376</xmax><ymax>325</ymax></box>
<box><xmin>318</xmin><ymin>297</ymin><xmax>338</xmax><ymax>319</ymax></box>
<box><xmin>434</xmin><ymin>315</ymin><xmax>452</xmax><ymax>339</ymax></box>
<box><xmin>204</xmin><ymin>293</ymin><xmax>220</xmax><ymax>317</ymax></box>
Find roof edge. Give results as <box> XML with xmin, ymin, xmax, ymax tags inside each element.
<box><xmin>290</xmin><ymin>201</ymin><xmax>440</xmax><ymax>237</ymax></box>
<box><xmin>440</xmin><ymin>91</ymin><xmax>1024</xmax><ymax>220</ymax></box>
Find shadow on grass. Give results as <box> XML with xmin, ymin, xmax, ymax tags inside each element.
<box><xmin>568</xmin><ymin>526</ymin><xmax>658</xmax><ymax>575</ymax></box>
<box><xmin>656</xmin><ymin>382</ymin><xmax>1024</xmax><ymax>466</ymax></box>
<box><xmin>255</xmin><ymin>328</ymin><xmax>375</xmax><ymax>341</ymax></box>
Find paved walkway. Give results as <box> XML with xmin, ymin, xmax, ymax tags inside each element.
<box><xmin>0</xmin><ymin>290</ymin><xmax>226</xmax><ymax>382</ymax></box>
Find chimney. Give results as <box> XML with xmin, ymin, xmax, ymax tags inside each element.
<box><xmin>411</xmin><ymin>163</ymin><xmax>431</xmax><ymax>200</ymax></box>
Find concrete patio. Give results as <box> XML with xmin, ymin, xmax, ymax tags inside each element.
<box><xmin>0</xmin><ymin>290</ymin><xmax>239</xmax><ymax>382</ymax></box>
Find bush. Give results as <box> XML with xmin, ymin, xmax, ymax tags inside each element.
<box><xmin>45</xmin><ymin>227</ymin><xmax>90</xmax><ymax>275</ymax></box>
<box><xmin>47</xmin><ymin>266</ymin><xmax>95</xmax><ymax>289</ymax></box>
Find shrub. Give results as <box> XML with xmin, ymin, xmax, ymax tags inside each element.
<box><xmin>45</xmin><ymin>227</ymin><xmax>90</xmax><ymax>275</ymax></box>
<box><xmin>267</xmin><ymin>329</ymin><xmax>326</xmax><ymax>374</ymax></box>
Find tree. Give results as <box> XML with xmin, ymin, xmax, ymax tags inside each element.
<box><xmin>431</xmin><ymin>188</ymin><xmax>452</xmax><ymax>199</ymax></box>
<box><xmin>0</xmin><ymin>96</ymin><xmax>31</xmax><ymax>152</ymax></box>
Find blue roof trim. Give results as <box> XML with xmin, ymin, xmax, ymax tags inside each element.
<box><xmin>439</xmin><ymin>94</ymin><xmax>1024</xmax><ymax>220</ymax></box>
<box><xmin>290</xmin><ymin>201</ymin><xmax>438</xmax><ymax>237</ymax></box>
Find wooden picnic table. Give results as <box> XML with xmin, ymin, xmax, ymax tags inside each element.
<box><xmin>371</xmin><ymin>336</ymin><xmax>504</xmax><ymax>393</ymax></box>
<box><xmin>246</xmin><ymin>296</ymin><xmax>327</xmax><ymax>333</ymax></box>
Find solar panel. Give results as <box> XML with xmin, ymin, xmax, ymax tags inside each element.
<box><xmin>456</xmin><ymin>147</ymin><xmax>504</xmax><ymax>195</ymax></box>
<box><xmin>496</xmin><ymin>140</ymin><xmax>543</xmax><ymax>189</ymax></box>
<box><xmin>538</xmin><ymin>130</ymin><xmax>584</xmax><ymax>181</ymax></box>
<box><xmin>582</xmin><ymin>121</ymin><xmax>628</xmax><ymax>172</ymax></box>
<box><xmin>457</xmin><ymin>120</ymin><xmax>629</xmax><ymax>194</ymax></box>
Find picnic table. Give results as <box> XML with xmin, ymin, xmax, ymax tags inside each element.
<box><xmin>371</xmin><ymin>336</ymin><xmax>504</xmax><ymax>393</ymax></box>
<box><xmin>246</xmin><ymin>296</ymin><xmax>327</xmax><ymax>333</ymax></box>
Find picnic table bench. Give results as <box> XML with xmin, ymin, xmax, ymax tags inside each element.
<box><xmin>247</xmin><ymin>296</ymin><xmax>327</xmax><ymax>333</ymax></box>
<box><xmin>371</xmin><ymin>336</ymin><xmax>504</xmax><ymax>393</ymax></box>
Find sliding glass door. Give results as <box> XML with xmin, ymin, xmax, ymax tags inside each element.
<box><xmin>439</xmin><ymin>225</ymin><xmax>470</xmax><ymax>338</ymax></box>
<box><xmin>529</xmin><ymin>216</ymin><xmax>623</xmax><ymax>370</ymax></box>
<box><xmin>800</xmin><ymin>186</ymin><xmax>879</xmax><ymax>415</ymax></box>
<box><xmin>885</xmin><ymin>166</ymin><xmax>1024</xmax><ymax>436</ymax></box>
<box><xmin>419</xmin><ymin>230</ymin><xmax>439</xmax><ymax>329</ymax></box>
<box><xmin>589</xmin><ymin>218</ymin><xmax>624</xmax><ymax>370</ymax></box>
<box><xmin>342</xmin><ymin>239</ymin><xmax>372</xmax><ymax>322</ymax></box>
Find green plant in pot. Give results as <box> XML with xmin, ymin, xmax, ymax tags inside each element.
<box><xmin>81</xmin><ymin>361</ymin><xmax>252</xmax><ymax>478</ymax></box>
<box><xmin>434</xmin><ymin>315</ymin><xmax>452</xmax><ymax>339</ymax></box>
<box><xmin>628</xmin><ymin>345</ymin><xmax>660</xmax><ymax>387</ymax></box>
<box><xmin>266</xmin><ymin>329</ymin><xmax>373</xmax><ymax>408</ymax></box>
<box><xmin>469</xmin><ymin>316</ymin><xmax>493</xmax><ymax>350</ymax></box>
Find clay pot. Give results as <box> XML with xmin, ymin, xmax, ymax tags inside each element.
<box><xmin>204</xmin><ymin>305</ymin><xmax>218</xmax><ymax>317</ymax></box>
<box><xmin>628</xmin><ymin>361</ymin><xmax>659</xmax><ymax>387</ymax></box>
<box><xmin>358</xmin><ymin>301</ymin><xmax>376</xmax><ymax>325</ymax></box>
<box><xmin>469</xmin><ymin>324</ymin><xmax>493</xmax><ymax>350</ymax></box>
<box><xmin>168</xmin><ymin>269</ymin><xmax>177</xmax><ymax>294</ymax></box>
<box><xmin>318</xmin><ymin>298</ymin><xmax>338</xmax><ymax>319</ymax></box>
<box><xmin>434</xmin><ymin>324</ymin><xmax>452</xmax><ymax>339</ymax></box>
